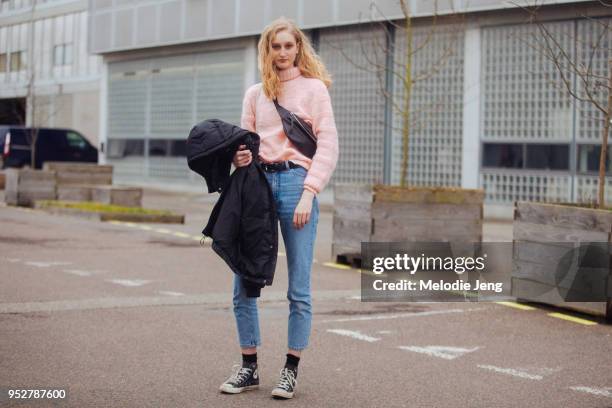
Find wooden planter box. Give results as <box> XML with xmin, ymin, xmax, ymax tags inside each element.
<box><xmin>57</xmin><ymin>184</ymin><xmax>94</xmax><ymax>201</ymax></box>
<box><xmin>5</xmin><ymin>168</ymin><xmax>56</xmax><ymax>207</ymax></box>
<box><xmin>42</xmin><ymin>162</ymin><xmax>113</xmax><ymax>186</ymax></box>
<box><xmin>333</xmin><ymin>184</ymin><xmax>484</xmax><ymax>265</ymax></box>
<box><xmin>512</xmin><ymin>201</ymin><xmax>612</xmax><ymax>321</ymax></box>
<box><xmin>0</xmin><ymin>171</ymin><xmax>5</xmax><ymax>190</ymax></box>
<box><xmin>92</xmin><ymin>186</ymin><xmax>143</xmax><ymax>208</ymax></box>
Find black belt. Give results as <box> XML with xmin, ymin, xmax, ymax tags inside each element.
<box><xmin>260</xmin><ymin>160</ymin><xmax>303</xmax><ymax>173</ymax></box>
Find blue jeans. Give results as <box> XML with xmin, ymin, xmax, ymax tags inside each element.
<box><xmin>232</xmin><ymin>165</ymin><xmax>319</xmax><ymax>351</ymax></box>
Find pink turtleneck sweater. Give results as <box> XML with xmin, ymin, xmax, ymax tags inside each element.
<box><xmin>240</xmin><ymin>66</ymin><xmax>339</xmax><ymax>195</ymax></box>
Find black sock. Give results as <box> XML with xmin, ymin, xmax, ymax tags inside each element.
<box><xmin>242</xmin><ymin>353</ymin><xmax>257</xmax><ymax>367</ymax></box>
<box><xmin>285</xmin><ymin>353</ymin><xmax>300</xmax><ymax>372</ymax></box>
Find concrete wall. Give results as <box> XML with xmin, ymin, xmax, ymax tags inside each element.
<box><xmin>88</xmin><ymin>0</ymin><xmax>592</xmax><ymax>54</ymax></box>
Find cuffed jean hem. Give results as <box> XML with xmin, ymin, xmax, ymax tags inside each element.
<box><xmin>287</xmin><ymin>344</ymin><xmax>308</xmax><ymax>351</ymax></box>
<box><xmin>240</xmin><ymin>342</ymin><xmax>261</xmax><ymax>348</ymax></box>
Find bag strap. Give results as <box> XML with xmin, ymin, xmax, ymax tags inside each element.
<box><xmin>272</xmin><ymin>98</ymin><xmax>286</xmax><ymax>117</ymax></box>
<box><xmin>273</xmin><ymin>98</ymin><xmax>316</xmax><ymax>142</ymax></box>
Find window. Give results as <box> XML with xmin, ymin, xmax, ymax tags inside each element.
<box><xmin>525</xmin><ymin>144</ymin><xmax>569</xmax><ymax>170</ymax></box>
<box><xmin>53</xmin><ymin>46</ymin><xmax>62</xmax><ymax>66</ymax></box>
<box><xmin>107</xmin><ymin>139</ymin><xmax>145</xmax><ymax>158</ymax></box>
<box><xmin>65</xmin><ymin>44</ymin><xmax>73</xmax><ymax>65</ymax></box>
<box><xmin>170</xmin><ymin>140</ymin><xmax>186</xmax><ymax>157</ymax></box>
<box><xmin>65</xmin><ymin>132</ymin><xmax>88</xmax><ymax>150</ymax></box>
<box><xmin>0</xmin><ymin>53</ymin><xmax>6</xmax><ymax>73</ymax></box>
<box><xmin>482</xmin><ymin>143</ymin><xmax>523</xmax><ymax>169</ymax></box>
<box><xmin>53</xmin><ymin>44</ymin><xmax>73</xmax><ymax>66</ymax></box>
<box><xmin>148</xmin><ymin>139</ymin><xmax>186</xmax><ymax>157</ymax></box>
<box><xmin>39</xmin><ymin>130</ymin><xmax>69</xmax><ymax>152</ymax></box>
<box><xmin>482</xmin><ymin>143</ymin><xmax>570</xmax><ymax>171</ymax></box>
<box><xmin>149</xmin><ymin>140</ymin><xmax>168</xmax><ymax>156</ymax></box>
<box><xmin>577</xmin><ymin>145</ymin><xmax>612</xmax><ymax>175</ymax></box>
<box><xmin>9</xmin><ymin>51</ymin><xmax>24</xmax><ymax>72</ymax></box>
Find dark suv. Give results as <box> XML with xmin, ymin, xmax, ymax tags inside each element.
<box><xmin>0</xmin><ymin>126</ymin><xmax>98</xmax><ymax>169</ymax></box>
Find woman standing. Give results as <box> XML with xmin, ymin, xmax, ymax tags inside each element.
<box><xmin>219</xmin><ymin>17</ymin><xmax>338</xmax><ymax>399</ymax></box>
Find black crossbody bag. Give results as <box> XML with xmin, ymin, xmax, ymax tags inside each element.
<box><xmin>273</xmin><ymin>99</ymin><xmax>317</xmax><ymax>159</ymax></box>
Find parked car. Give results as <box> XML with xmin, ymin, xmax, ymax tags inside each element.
<box><xmin>0</xmin><ymin>126</ymin><xmax>98</xmax><ymax>169</ymax></box>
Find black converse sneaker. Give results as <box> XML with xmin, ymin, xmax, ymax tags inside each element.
<box><xmin>271</xmin><ymin>367</ymin><xmax>297</xmax><ymax>399</ymax></box>
<box><xmin>219</xmin><ymin>363</ymin><xmax>259</xmax><ymax>394</ymax></box>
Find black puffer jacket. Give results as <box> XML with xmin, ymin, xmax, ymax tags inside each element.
<box><xmin>186</xmin><ymin>119</ymin><xmax>278</xmax><ymax>297</ymax></box>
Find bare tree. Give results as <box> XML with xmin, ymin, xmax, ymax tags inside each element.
<box><xmin>26</xmin><ymin>0</ymin><xmax>39</xmax><ymax>168</ymax></box>
<box><xmin>519</xmin><ymin>3</ymin><xmax>612</xmax><ymax>208</ymax></box>
<box><xmin>8</xmin><ymin>1</ymin><xmax>63</xmax><ymax>168</ymax></box>
<box><xmin>325</xmin><ymin>0</ymin><xmax>463</xmax><ymax>187</ymax></box>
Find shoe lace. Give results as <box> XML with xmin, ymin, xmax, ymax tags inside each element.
<box><xmin>276</xmin><ymin>368</ymin><xmax>296</xmax><ymax>390</ymax></box>
<box><xmin>228</xmin><ymin>364</ymin><xmax>253</xmax><ymax>385</ymax></box>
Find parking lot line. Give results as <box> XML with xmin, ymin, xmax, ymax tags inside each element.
<box><xmin>477</xmin><ymin>365</ymin><xmax>543</xmax><ymax>380</ymax></box>
<box><xmin>320</xmin><ymin>308</ymin><xmax>467</xmax><ymax>323</ymax></box>
<box><xmin>569</xmin><ymin>386</ymin><xmax>612</xmax><ymax>398</ymax></box>
<box><xmin>323</xmin><ymin>262</ymin><xmax>351</xmax><ymax>270</ymax></box>
<box><xmin>547</xmin><ymin>313</ymin><xmax>597</xmax><ymax>326</ymax></box>
<box><xmin>495</xmin><ymin>301</ymin><xmax>536</xmax><ymax>311</ymax></box>
<box><xmin>400</xmin><ymin>346</ymin><xmax>480</xmax><ymax>360</ymax></box>
<box><xmin>327</xmin><ymin>329</ymin><xmax>381</xmax><ymax>343</ymax></box>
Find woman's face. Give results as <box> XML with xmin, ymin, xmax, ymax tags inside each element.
<box><xmin>270</xmin><ymin>30</ymin><xmax>298</xmax><ymax>71</ymax></box>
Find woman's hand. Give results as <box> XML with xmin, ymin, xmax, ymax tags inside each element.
<box><xmin>232</xmin><ymin>144</ymin><xmax>252</xmax><ymax>167</ymax></box>
<box><xmin>293</xmin><ymin>190</ymin><xmax>315</xmax><ymax>229</ymax></box>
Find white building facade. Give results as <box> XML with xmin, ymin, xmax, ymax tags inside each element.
<box><xmin>0</xmin><ymin>0</ymin><xmax>102</xmax><ymax>144</ymax></box>
<box><xmin>29</xmin><ymin>0</ymin><xmax>612</xmax><ymax>215</ymax></box>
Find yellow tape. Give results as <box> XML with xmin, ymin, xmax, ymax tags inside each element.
<box><xmin>548</xmin><ymin>312</ymin><xmax>597</xmax><ymax>326</ymax></box>
<box><xmin>323</xmin><ymin>262</ymin><xmax>351</xmax><ymax>270</ymax></box>
<box><xmin>495</xmin><ymin>301</ymin><xmax>536</xmax><ymax>311</ymax></box>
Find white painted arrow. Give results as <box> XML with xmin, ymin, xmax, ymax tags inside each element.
<box><xmin>399</xmin><ymin>345</ymin><xmax>480</xmax><ymax>360</ymax></box>
<box><xmin>64</xmin><ymin>269</ymin><xmax>107</xmax><ymax>277</ymax></box>
<box><xmin>477</xmin><ymin>365</ymin><xmax>561</xmax><ymax>381</ymax></box>
<box><xmin>106</xmin><ymin>279</ymin><xmax>152</xmax><ymax>287</ymax></box>
<box><xmin>158</xmin><ymin>290</ymin><xmax>186</xmax><ymax>297</ymax></box>
<box><xmin>569</xmin><ymin>387</ymin><xmax>612</xmax><ymax>398</ymax></box>
<box><xmin>327</xmin><ymin>329</ymin><xmax>381</xmax><ymax>343</ymax></box>
<box><xmin>26</xmin><ymin>261</ymin><xmax>72</xmax><ymax>268</ymax></box>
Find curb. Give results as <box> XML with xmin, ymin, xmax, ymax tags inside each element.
<box><xmin>100</xmin><ymin>213</ymin><xmax>185</xmax><ymax>224</ymax></box>
<box><xmin>34</xmin><ymin>204</ymin><xmax>185</xmax><ymax>224</ymax></box>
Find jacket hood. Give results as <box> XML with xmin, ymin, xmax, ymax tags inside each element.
<box><xmin>186</xmin><ymin>119</ymin><xmax>260</xmax><ymax>193</ymax></box>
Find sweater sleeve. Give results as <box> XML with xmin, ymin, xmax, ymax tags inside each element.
<box><xmin>303</xmin><ymin>82</ymin><xmax>339</xmax><ymax>195</ymax></box>
<box><xmin>240</xmin><ymin>84</ymin><xmax>258</xmax><ymax>132</ymax></box>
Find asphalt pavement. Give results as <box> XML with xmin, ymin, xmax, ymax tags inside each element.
<box><xmin>0</xmin><ymin>188</ymin><xmax>610</xmax><ymax>408</ymax></box>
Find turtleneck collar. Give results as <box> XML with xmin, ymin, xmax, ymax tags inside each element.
<box><xmin>278</xmin><ymin>66</ymin><xmax>301</xmax><ymax>82</ymax></box>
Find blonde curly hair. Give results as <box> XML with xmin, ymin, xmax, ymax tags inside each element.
<box><xmin>257</xmin><ymin>17</ymin><xmax>332</xmax><ymax>100</ymax></box>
